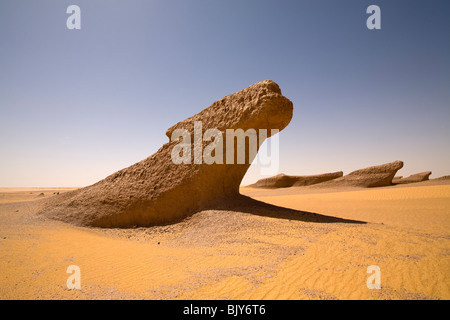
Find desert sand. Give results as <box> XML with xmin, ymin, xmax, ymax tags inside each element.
<box><xmin>1</xmin><ymin>180</ymin><xmax>449</xmax><ymax>300</ymax></box>
<box><xmin>1</xmin><ymin>82</ymin><xmax>448</xmax><ymax>300</ymax></box>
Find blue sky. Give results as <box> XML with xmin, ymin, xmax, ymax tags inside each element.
<box><xmin>0</xmin><ymin>0</ymin><xmax>449</xmax><ymax>187</ymax></box>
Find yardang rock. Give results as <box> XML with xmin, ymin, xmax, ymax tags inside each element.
<box><xmin>313</xmin><ymin>161</ymin><xmax>404</xmax><ymax>188</ymax></box>
<box><xmin>249</xmin><ymin>172</ymin><xmax>343</xmax><ymax>188</ymax></box>
<box><xmin>39</xmin><ymin>80</ymin><xmax>293</xmax><ymax>227</ymax></box>
<box><xmin>393</xmin><ymin>171</ymin><xmax>432</xmax><ymax>184</ymax></box>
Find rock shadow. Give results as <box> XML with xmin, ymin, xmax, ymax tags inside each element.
<box><xmin>210</xmin><ymin>194</ymin><xmax>366</xmax><ymax>224</ymax></box>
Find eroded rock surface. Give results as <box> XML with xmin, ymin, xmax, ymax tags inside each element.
<box><xmin>313</xmin><ymin>161</ymin><xmax>404</xmax><ymax>188</ymax></box>
<box><xmin>249</xmin><ymin>172</ymin><xmax>343</xmax><ymax>188</ymax></box>
<box><xmin>39</xmin><ymin>80</ymin><xmax>293</xmax><ymax>227</ymax></box>
<box><xmin>393</xmin><ymin>171</ymin><xmax>432</xmax><ymax>184</ymax></box>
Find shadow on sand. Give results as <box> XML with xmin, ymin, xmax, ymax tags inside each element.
<box><xmin>210</xmin><ymin>194</ymin><xmax>366</xmax><ymax>224</ymax></box>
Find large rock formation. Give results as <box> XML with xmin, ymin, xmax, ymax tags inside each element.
<box><xmin>249</xmin><ymin>172</ymin><xmax>343</xmax><ymax>188</ymax></box>
<box><xmin>39</xmin><ymin>80</ymin><xmax>293</xmax><ymax>227</ymax></box>
<box><xmin>393</xmin><ymin>171</ymin><xmax>432</xmax><ymax>184</ymax></box>
<box><xmin>313</xmin><ymin>161</ymin><xmax>404</xmax><ymax>188</ymax></box>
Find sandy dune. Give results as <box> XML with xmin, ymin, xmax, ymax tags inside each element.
<box><xmin>1</xmin><ymin>182</ymin><xmax>449</xmax><ymax>300</ymax></box>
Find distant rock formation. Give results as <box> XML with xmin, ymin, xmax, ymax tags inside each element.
<box><xmin>393</xmin><ymin>171</ymin><xmax>432</xmax><ymax>184</ymax></box>
<box><xmin>313</xmin><ymin>161</ymin><xmax>404</xmax><ymax>188</ymax></box>
<box><xmin>434</xmin><ymin>175</ymin><xmax>450</xmax><ymax>181</ymax></box>
<box><xmin>39</xmin><ymin>80</ymin><xmax>293</xmax><ymax>227</ymax></box>
<box><xmin>249</xmin><ymin>172</ymin><xmax>343</xmax><ymax>188</ymax></box>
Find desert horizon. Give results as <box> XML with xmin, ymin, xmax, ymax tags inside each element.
<box><xmin>1</xmin><ymin>158</ymin><xmax>449</xmax><ymax>300</ymax></box>
<box><xmin>1</xmin><ymin>183</ymin><xmax>449</xmax><ymax>300</ymax></box>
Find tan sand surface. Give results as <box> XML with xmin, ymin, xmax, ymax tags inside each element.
<box><xmin>0</xmin><ymin>183</ymin><xmax>449</xmax><ymax>300</ymax></box>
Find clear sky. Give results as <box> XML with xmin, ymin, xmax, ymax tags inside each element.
<box><xmin>1</xmin><ymin>0</ymin><xmax>449</xmax><ymax>187</ymax></box>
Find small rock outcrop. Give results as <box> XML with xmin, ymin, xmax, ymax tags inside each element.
<box><xmin>393</xmin><ymin>171</ymin><xmax>432</xmax><ymax>184</ymax></box>
<box><xmin>434</xmin><ymin>175</ymin><xmax>450</xmax><ymax>181</ymax></box>
<box><xmin>249</xmin><ymin>172</ymin><xmax>343</xmax><ymax>188</ymax></box>
<box><xmin>313</xmin><ymin>161</ymin><xmax>404</xmax><ymax>188</ymax></box>
<box><xmin>39</xmin><ymin>80</ymin><xmax>293</xmax><ymax>227</ymax></box>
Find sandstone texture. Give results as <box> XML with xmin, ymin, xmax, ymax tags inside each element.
<box><xmin>313</xmin><ymin>161</ymin><xmax>404</xmax><ymax>188</ymax></box>
<box><xmin>249</xmin><ymin>172</ymin><xmax>343</xmax><ymax>188</ymax></box>
<box><xmin>393</xmin><ymin>171</ymin><xmax>432</xmax><ymax>184</ymax></box>
<box><xmin>39</xmin><ymin>80</ymin><xmax>293</xmax><ymax>227</ymax></box>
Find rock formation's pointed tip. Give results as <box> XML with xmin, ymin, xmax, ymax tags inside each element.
<box><xmin>390</xmin><ymin>160</ymin><xmax>404</xmax><ymax>170</ymax></box>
